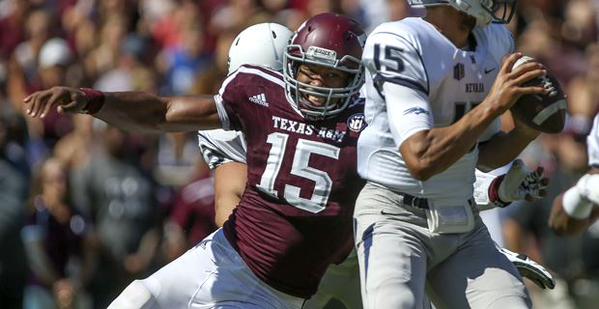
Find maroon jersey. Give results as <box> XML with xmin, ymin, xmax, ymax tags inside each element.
<box><xmin>215</xmin><ymin>65</ymin><xmax>366</xmax><ymax>298</ymax></box>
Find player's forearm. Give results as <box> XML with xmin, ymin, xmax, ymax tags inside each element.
<box><xmin>96</xmin><ymin>92</ymin><xmax>185</xmax><ymax>132</ymax></box>
<box><xmin>214</xmin><ymin>187</ymin><xmax>243</xmax><ymax>227</ymax></box>
<box><xmin>477</xmin><ymin>128</ymin><xmax>538</xmax><ymax>172</ymax></box>
<box><xmin>401</xmin><ymin>104</ymin><xmax>501</xmax><ymax>180</ymax></box>
<box><xmin>214</xmin><ymin>163</ymin><xmax>247</xmax><ymax>227</ymax></box>
<box><xmin>215</xmin><ymin>196</ymin><xmax>239</xmax><ymax>227</ymax></box>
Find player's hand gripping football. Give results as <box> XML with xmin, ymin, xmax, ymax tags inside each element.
<box><xmin>498</xmin><ymin>246</ymin><xmax>556</xmax><ymax>290</ymax></box>
<box><xmin>490</xmin><ymin>159</ymin><xmax>548</xmax><ymax>207</ymax></box>
<box><xmin>24</xmin><ymin>86</ymin><xmax>90</xmax><ymax>118</ymax></box>
<box><xmin>485</xmin><ymin>53</ymin><xmax>549</xmax><ymax>114</ymax></box>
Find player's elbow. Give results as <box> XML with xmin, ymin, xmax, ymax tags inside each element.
<box><xmin>402</xmin><ymin>150</ymin><xmax>435</xmax><ymax>181</ymax></box>
<box><xmin>400</xmin><ymin>133</ymin><xmax>437</xmax><ymax>181</ymax></box>
<box><xmin>406</xmin><ymin>163</ymin><xmax>435</xmax><ymax>181</ymax></box>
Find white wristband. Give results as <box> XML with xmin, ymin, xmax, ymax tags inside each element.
<box><xmin>563</xmin><ymin>186</ymin><xmax>593</xmax><ymax>219</ymax></box>
<box><xmin>473</xmin><ymin>171</ymin><xmax>495</xmax><ymax>209</ymax></box>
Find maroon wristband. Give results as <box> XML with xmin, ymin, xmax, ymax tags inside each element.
<box><xmin>489</xmin><ymin>175</ymin><xmax>511</xmax><ymax>208</ymax></box>
<box><xmin>79</xmin><ymin>88</ymin><xmax>105</xmax><ymax>115</ymax></box>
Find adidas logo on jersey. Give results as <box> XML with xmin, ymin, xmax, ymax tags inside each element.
<box><xmin>249</xmin><ymin>93</ymin><xmax>269</xmax><ymax>107</ymax></box>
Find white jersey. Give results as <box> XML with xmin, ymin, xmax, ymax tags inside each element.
<box><xmin>358</xmin><ymin>17</ymin><xmax>513</xmax><ymax>201</ymax></box>
<box><xmin>589</xmin><ymin>113</ymin><xmax>599</xmax><ymax>167</ymax></box>
<box><xmin>197</xmin><ymin>129</ymin><xmax>247</xmax><ymax>170</ymax></box>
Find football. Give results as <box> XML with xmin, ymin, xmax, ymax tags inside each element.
<box><xmin>509</xmin><ymin>56</ymin><xmax>567</xmax><ymax>134</ymax></box>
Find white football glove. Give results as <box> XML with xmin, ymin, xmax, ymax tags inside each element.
<box><xmin>490</xmin><ymin>159</ymin><xmax>548</xmax><ymax>207</ymax></box>
<box><xmin>576</xmin><ymin>174</ymin><xmax>599</xmax><ymax>205</ymax></box>
<box><xmin>498</xmin><ymin>246</ymin><xmax>556</xmax><ymax>290</ymax></box>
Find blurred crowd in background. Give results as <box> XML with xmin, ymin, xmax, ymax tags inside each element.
<box><xmin>0</xmin><ymin>0</ymin><xmax>599</xmax><ymax>308</ymax></box>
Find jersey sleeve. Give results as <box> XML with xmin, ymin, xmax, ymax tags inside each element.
<box><xmin>588</xmin><ymin>114</ymin><xmax>599</xmax><ymax>168</ymax></box>
<box><xmin>363</xmin><ymin>30</ymin><xmax>433</xmax><ymax>147</ymax></box>
<box><xmin>363</xmin><ymin>31</ymin><xmax>429</xmax><ymax>97</ymax></box>
<box><xmin>197</xmin><ymin>129</ymin><xmax>247</xmax><ymax>170</ymax></box>
<box><xmin>214</xmin><ymin>72</ymin><xmax>246</xmax><ymax>131</ymax></box>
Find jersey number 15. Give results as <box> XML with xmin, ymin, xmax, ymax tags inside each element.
<box><xmin>257</xmin><ymin>132</ymin><xmax>340</xmax><ymax>213</ymax></box>
<box><xmin>374</xmin><ymin>44</ymin><xmax>404</xmax><ymax>73</ymax></box>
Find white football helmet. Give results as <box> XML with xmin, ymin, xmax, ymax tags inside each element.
<box><xmin>227</xmin><ymin>23</ymin><xmax>293</xmax><ymax>74</ymax></box>
<box><xmin>408</xmin><ymin>0</ymin><xmax>516</xmax><ymax>27</ymax></box>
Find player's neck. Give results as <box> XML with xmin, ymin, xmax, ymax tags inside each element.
<box><xmin>424</xmin><ymin>8</ymin><xmax>472</xmax><ymax>49</ymax></box>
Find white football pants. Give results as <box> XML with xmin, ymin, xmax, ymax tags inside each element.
<box><xmin>354</xmin><ymin>182</ymin><xmax>532</xmax><ymax>309</ymax></box>
<box><xmin>108</xmin><ymin>229</ymin><xmax>305</xmax><ymax>309</ymax></box>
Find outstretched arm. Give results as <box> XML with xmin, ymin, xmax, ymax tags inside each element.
<box><xmin>24</xmin><ymin>87</ymin><xmax>221</xmax><ymax>133</ymax></box>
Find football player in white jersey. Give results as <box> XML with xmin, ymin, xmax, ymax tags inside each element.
<box><xmin>549</xmin><ymin>112</ymin><xmax>599</xmax><ymax>235</ymax></box>
<box><xmin>199</xmin><ymin>18</ymin><xmax>553</xmax><ymax>309</ymax></box>
<box><xmin>354</xmin><ymin>1</ymin><xmax>553</xmax><ymax>308</ymax></box>
<box><xmin>24</xmin><ymin>14</ymin><xmax>553</xmax><ymax>309</ymax></box>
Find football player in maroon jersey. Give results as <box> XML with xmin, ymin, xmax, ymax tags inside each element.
<box><xmin>25</xmin><ymin>13</ymin><xmax>369</xmax><ymax>308</ymax></box>
<box><xmin>24</xmin><ymin>12</ymin><xmax>556</xmax><ymax>309</ymax></box>
<box><xmin>198</xmin><ymin>20</ymin><xmax>556</xmax><ymax>309</ymax></box>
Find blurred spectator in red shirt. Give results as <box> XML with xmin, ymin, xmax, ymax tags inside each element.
<box><xmin>163</xmin><ymin>158</ymin><xmax>217</xmax><ymax>262</ymax></box>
